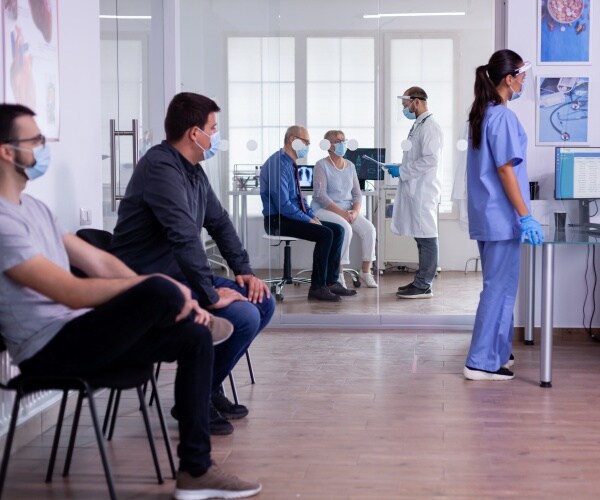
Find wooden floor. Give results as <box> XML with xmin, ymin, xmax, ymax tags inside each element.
<box><xmin>4</xmin><ymin>328</ymin><xmax>600</xmax><ymax>499</ymax></box>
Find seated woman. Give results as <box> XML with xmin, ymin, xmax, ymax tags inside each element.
<box><xmin>311</xmin><ymin>130</ymin><xmax>377</xmax><ymax>288</ymax></box>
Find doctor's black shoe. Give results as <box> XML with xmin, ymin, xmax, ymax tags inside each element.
<box><xmin>328</xmin><ymin>282</ymin><xmax>357</xmax><ymax>296</ymax></box>
<box><xmin>397</xmin><ymin>282</ymin><xmax>414</xmax><ymax>292</ymax></box>
<box><xmin>463</xmin><ymin>366</ymin><xmax>515</xmax><ymax>381</ymax></box>
<box><xmin>395</xmin><ymin>284</ymin><xmax>432</xmax><ymax>299</ymax></box>
<box><xmin>308</xmin><ymin>286</ymin><xmax>341</xmax><ymax>301</ymax></box>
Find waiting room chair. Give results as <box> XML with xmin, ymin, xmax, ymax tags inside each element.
<box><xmin>262</xmin><ymin>234</ymin><xmax>312</xmax><ymax>301</ymax></box>
<box><xmin>76</xmin><ymin>229</ymin><xmax>254</xmax><ymax>407</ymax></box>
<box><xmin>0</xmin><ymin>337</ymin><xmax>175</xmax><ymax>500</ymax></box>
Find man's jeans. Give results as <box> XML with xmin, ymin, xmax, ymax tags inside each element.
<box><xmin>209</xmin><ymin>276</ymin><xmax>275</xmax><ymax>393</ymax></box>
<box><xmin>413</xmin><ymin>237</ymin><xmax>438</xmax><ymax>290</ymax></box>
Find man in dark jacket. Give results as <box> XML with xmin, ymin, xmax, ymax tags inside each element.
<box><xmin>111</xmin><ymin>92</ymin><xmax>275</xmax><ymax>435</ymax></box>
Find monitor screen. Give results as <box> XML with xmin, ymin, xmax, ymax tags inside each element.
<box><xmin>297</xmin><ymin>165</ymin><xmax>314</xmax><ymax>190</ymax></box>
<box><xmin>345</xmin><ymin>148</ymin><xmax>386</xmax><ymax>181</ymax></box>
<box><xmin>555</xmin><ymin>147</ymin><xmax>600</xmax><ymax>200</ymax></box>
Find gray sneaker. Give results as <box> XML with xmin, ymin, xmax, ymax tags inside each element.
<box><xmin>174</xmin><ymin>466</ymin><xmax>262</xmax><ymax>500</ymax></box>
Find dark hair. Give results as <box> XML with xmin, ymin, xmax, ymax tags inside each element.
<box><xmin>0</xmin><ymin>103</ymin><xmax>36</xmax><ymax>144</ymax></box>
<box><xmin>164</xmin><ymin>92</ymin><xmax>220</xmax><ymax>141</ymax></box>
<box><xmin>404</xmin><ymin>86</ymin><xmax>428</xmax><ymax>101</ymax></box>
<box><xmin>468</xmin><ymin>49</ymin><xmax>523</xmax><ymax>149</ymax></box>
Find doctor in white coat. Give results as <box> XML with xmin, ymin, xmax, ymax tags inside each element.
<box><xmin>387</xmin><ymin>86</ymin><xmax>443</xmax><ymax>299</ymax></box>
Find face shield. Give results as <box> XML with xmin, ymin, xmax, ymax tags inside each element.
<box><xmin>396</xmin><ymin>95</ymin><xmax>415</xmax><ymax>121</ymax></box>
<box><xmin>513</xmin><ymin>61</ymin><xmax>534</xmax><ymax>101</ymax></box>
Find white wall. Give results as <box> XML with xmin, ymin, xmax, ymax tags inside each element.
<box><xmin>508</xmin><ymin>0</ymin><xmax>600</xmax><ymax>328</ymax></box>
<box><xmin>1</xmin><ymin>1</ymin><xmax>103</xmax><ymax>231</ymax></box>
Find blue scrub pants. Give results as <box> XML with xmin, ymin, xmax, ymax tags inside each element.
<box><xmin>465</xmin><ymin>239</ymin><xmax>521</xmax><ymax>371</ymax></box>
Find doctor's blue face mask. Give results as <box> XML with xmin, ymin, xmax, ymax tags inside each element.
<box><xmin>509</xmin><ymin>61</ymin><xmax>531</xmax><ymax>102</ymax></box>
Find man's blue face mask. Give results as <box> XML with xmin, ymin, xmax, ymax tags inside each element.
<box><xmin>12</xmin><ymin>143</ymin><xmax>51</xmax><ymax>180</ymax></box>
<box><xmin>194</xmin><ymin>128</ymin><xmax>221</xmax><ymax>160</ymax></box>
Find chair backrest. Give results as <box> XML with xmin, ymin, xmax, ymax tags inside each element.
<box><xmin>76</xmin><ymin>229</ymin><xmax>113</xmax><ymax>251</ymax></box>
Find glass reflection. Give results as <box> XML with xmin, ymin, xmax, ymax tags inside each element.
<box><xmin>182</xmin><ymin>0</ymin><xmax>497</xmax><ymax>321</ymax></box>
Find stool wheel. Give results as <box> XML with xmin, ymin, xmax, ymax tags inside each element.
<box><xmin>276</xmin><ymin>293</ymin><xmax>284</xmax><ymax>302</ymax></box>
<box><xmin>352</xmin><ymin>278</ymin><xmax>361</xmax><ymax>288</ymax></box>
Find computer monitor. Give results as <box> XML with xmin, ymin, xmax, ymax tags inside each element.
<box><xmin>555</xmin><ymin>147</ymin><xmax>600</xmax><ymax>226</ymax></box>
<box><xmin>345</xmin><ymin>148</ymin><xmax>386</xmax><ymax>182</ymax></box>
<box><xmin>297</xmin><ymin>165</ymin><xmax>314</xmax><ymax>190</ymax></box>
<box><xmin>555</xmin><ymin>147</ymin><xmax>600</xmax><ymax>199</ymax></box>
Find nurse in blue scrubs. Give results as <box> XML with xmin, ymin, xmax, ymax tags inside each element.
<box><xmin>464</xmin><ymin>49</ymin><xmax>544</xmax><ymax>381</ymax></box>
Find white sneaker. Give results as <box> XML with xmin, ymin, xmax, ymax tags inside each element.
<box><xmin>337</xmin><ymin>273</ymin><xmax>348</xmax><ymax>289</ymax></box>
<box><xmin>463</xmin><ymin>366</ymin><xmax>514</xmax><ymax>381</ymax></box>
<box><xmin>359</xmin><ymin>271</ymin><xmax>378</xmax><ymax>288</ymax></box>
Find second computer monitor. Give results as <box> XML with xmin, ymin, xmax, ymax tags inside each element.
<box><xmin>345</xmin><ymin>148</ymin><xmax>386</xmax><ymax>181</ymax></box>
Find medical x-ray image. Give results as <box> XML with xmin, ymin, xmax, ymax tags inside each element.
<box><xmin>537</xmin><ymin>76</ymin><xmax>589</xmax><ymax>144</ymax></box>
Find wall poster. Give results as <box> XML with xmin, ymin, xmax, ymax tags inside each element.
<box><xmin>3</xmin><ymin>0</ymin><xmax>60</xmax><ymax>139</ymax></box>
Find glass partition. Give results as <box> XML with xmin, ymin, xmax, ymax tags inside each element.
<box><xmin>180</xmin><ymin>0</ymin><xmax>498</xmax><ymax>325</ymax></box>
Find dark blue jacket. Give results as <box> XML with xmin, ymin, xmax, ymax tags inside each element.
<box><xmin>111</xmin><ymin>141</ymin><xmax>252</xmax><ymax>306</ymax></box>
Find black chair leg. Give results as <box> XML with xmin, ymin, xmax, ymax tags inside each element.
<box><xmin>136</xmin><ymin>386</ymin><xmax>163</xmax><ymax>484</ymax></box>
<box><xmin>0</xmin><ymin>391</ymin><xmax>22</xmax><ymax>497</ymax></box>
<box><xmin>86</xmin><ymin>387</ymin><xmax>118</xmax><ymax>500</ymax></box>
<box><xmin>245</xmin><ymin>350</ymin><xmax>256</xmax><ymax>384</ymax></box>
<box><xmin>148</xmin><ymin>363</ymin><xmax>162</xmax><ymax>407</ymax></box>
<box><xmin>62</xmin><ymin>390</ymin><xmax>85</xmax><ymax>477</ymax></box>
<box><xmin>45</xmin><ymin>389</ymin><xmax>69</xmax><ymax>482</ymax></box>
<box><xmin>150</xmin><ymin>374</ymin><xmax>176</xmax><ymax>478</ymax></box>
<box><xmin>102</xmin><ymin>388</ymin><xmax>116</xmax><ymax>436</ymax></box>
<box><xmin>228</xmin><ymin>372</ymin><xmax>239</xmax><ymax>405</ymax></box>
<box><xmin>107</xmin><ymin>389</ymin><xmax>122</xmax><ymax>441</ymax></box>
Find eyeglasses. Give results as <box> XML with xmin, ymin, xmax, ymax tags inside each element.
<box><xmin>295</xmin><ymin>136</ymin><xmax>310</xmax><ymax>146</ymax></box>
<box><xmin>332</xmin><ymin>139</ymin><xmax>346</xmax><ymax>144</ymax></box>
<box><xmin>9</xmin><ymin>134</ymin><xmax>46</xmax><ymax>146</ymax></box>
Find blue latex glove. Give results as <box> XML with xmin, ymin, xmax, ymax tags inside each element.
<box><xmin>519</xmin><ymin>214</ymin><xmax>544</xmax><ymax>245</ymax></box>
<box><xmin>385</xmin><ymin>164</ymin><xmax>400</xmax><ymax>178</ymax></box>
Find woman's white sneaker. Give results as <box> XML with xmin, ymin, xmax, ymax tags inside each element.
<box><xmin>359</xmin><ymin>271</ymin><xmax>378</xmax><ymax>288</ymax></box>
<box><xmin>463</xmin><ymin>366</ymin><xmax>514</xmax><ymax>381</ymax></box>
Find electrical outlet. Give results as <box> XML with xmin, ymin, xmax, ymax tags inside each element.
<box><xmin>79</xmin><ymin>207</ymin><xmax>92</xmax><ymax>226</ymax></box>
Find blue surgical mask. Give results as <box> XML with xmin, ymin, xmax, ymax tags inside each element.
<box><xmin>509</xmin><ymin>83</ymin><xmax>524</xmax><ymax>101</ymax></box>
<box><xmin>196</xmin><ymin>129</ymin><xmax>221</xmax><ymax>160</ymax></box>
<box><xmin>296</xmin><ymin>144</ymin><xmax>309</xmax><ymax>159</ymax></box>
<box><xmin>333</xmin><ymin>142</ymin><xmax>347</xmax><ymax>157</ymax></box>
<box><xmin>13</xmin><ymin>144</ymin><xmax>51</xmax><ymax>180</ymax></box>
<box><xmin>403</xmin><ymin>106</ymin><xmax>416</xmax><ymax>120</ymax></box>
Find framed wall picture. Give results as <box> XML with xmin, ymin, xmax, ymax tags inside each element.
<box><xmin>3</xmin><ymin>0</ymin><xmax>60</xmax><ymax>139</ymax></box>
<box><xmin>536</xmin><ymin>76</ymin><xmax>589</xmax><ymax>145</ymax></box>
<box><xmin>538</xmin><ymin>0</ymin><xmax>591</xmax><ymax>64</ymax></box>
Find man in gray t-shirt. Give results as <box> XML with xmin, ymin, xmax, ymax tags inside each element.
<box><xmin>0</xmin><ymin>103</ymin><xmax>262</xmax><ymax>499</ymax></box>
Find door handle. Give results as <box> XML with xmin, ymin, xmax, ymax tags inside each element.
<box><xmin>109</xmin><ymin>119</ymin><xmax>139</xmax><ymax>211</ymax></box>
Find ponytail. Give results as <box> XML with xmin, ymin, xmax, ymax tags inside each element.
<box><xmin>468</xmin><ymin>49</ymin><xmax>524</xmax><ymax>150</ymax></box>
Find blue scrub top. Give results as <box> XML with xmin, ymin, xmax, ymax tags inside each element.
<box><xmin>467</xmin><ymin>103</ymin><xmax>530</xmax><ymax>241</ymax></box>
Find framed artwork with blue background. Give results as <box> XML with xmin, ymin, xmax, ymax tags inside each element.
<box><xmin>536</xmin><ymin>76</ymin><xmax>589</xmax><ymax>145</ymax></box>
<box><xmin>538</xmin><ymin>0</ymin><xmax>591</xmax><ymax>64</ymax></box>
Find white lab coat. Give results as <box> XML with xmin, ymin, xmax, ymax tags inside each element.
<box><xmin>391</xmin><ymin>111</ymin><xmax>443</xmax><ymax>238</ymax></box>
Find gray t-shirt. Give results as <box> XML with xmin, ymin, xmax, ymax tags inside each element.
<box><xmin>0</xmin><ymin>195</ymin><xmax>88</xmax><ymax>364</ymax></box>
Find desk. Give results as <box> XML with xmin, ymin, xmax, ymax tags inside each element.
<box><xmin>229</xmin><ymin>189</ymin><xmax>378</xmax><ymax>248</ymax></box>
<box><xmin>526</xmin><ymin>227</ymin><xmax>600</xmax><ymax>387</ymax></box>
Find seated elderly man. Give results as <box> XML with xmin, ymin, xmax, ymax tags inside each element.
<box><xmin>259</xmin><ymin>125</ymin><xmax>356</xmax><ymax>302</ymax></box>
